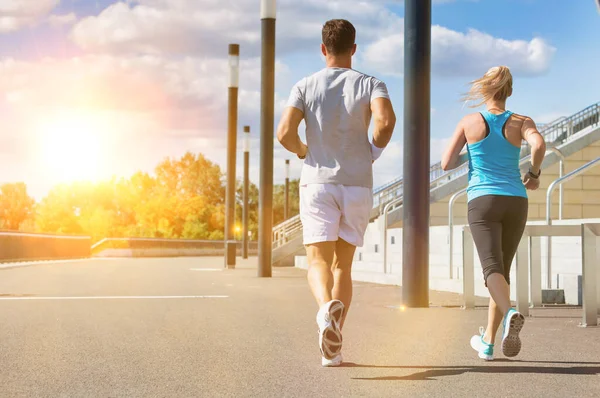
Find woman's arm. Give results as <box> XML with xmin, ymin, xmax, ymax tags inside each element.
<box><xmin>441</xmin><ymin>118</ymin><xmax>467</xmax><ymax>171</ymax></box>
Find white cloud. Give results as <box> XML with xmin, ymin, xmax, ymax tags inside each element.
<box><xmin>47</xmin><ymin>12</ymin><xmax>78</xmax><ymax>27</ymax></box>
<box><xmin>72</xmin><ymin>1</ymin><xmax>555</xmax><ymax>80</ymax></box>
<box><xmin>0</xmin><ymin>52</ymin><xmax>294</xmax><ymax>197</ymax></box>
<box><xmin>362</xmin><ymin>26</ymin><xmax>556</xmax><ymax>78</ymax></box>
<box><xmin>372</xmin><ymin>137</ymin><xmax>452</xmax><ymax>188</ymax></box>
<box><xmin>0</xmin><ymin>0</ymin><xmax>59</xmax><ymax>33</ymax></box>
<box><xmin>70</xmin><ymin>0</ymin><xmax>402</xmax><ymax>57</ymax></box>
<box><xmin>373</xmin><ymin>141</ymin><xmax>403</xmax><ymax>187</ymax></box>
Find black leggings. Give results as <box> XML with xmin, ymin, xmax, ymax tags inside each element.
<box><xmin>467</xmin><ymin>195</ymin><xmax>528</xmax><ymax>285</ymax></box>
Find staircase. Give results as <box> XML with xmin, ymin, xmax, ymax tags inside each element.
<box><xmin>272</xmin><ymin>101</ymin><xmax>600</xmax><ymax>264</ymax></box>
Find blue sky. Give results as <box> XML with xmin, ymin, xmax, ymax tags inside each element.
<box><xmin>0</xmin><ymin>0</ymin><xmax>598</xmax><ymax>200</ymax></box>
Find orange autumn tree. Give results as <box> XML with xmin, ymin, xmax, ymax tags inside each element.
<box><xmin>0</xmin><ymin>182</ymin><xmax>35</xmax><ymax>231</ymax></box>
<box><xmin>26</xmin><ymin>151</ymin><xmax>299</xmax><ymax>242</ymax></box>
<box><xmin>34</xmin><ymin>152</ymin><xmax>226</xmax><ymax>242</ymax></box>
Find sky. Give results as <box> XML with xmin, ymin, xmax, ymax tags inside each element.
<box><xmin>0</xmin><ymin>0</ymin><xmax>599</xmax><ymax>200</ymax></box>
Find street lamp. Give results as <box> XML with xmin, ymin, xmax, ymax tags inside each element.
<box><xmin>243</xmin><ymin>126</ymin><xmax>250</xmax><ymax>259</ymax></box>
<box><xmin>258</xmin><ymin>0</ymin><xmax>276</xmax><ymax>278</ymax></box>
<box><xmin>284</xmin><ymin>159</ymin><xmax>290</xmax><ymax>221</ymax></box>
<box><xmin>225</xmin><ymin>43</ymin><xmax>240</xmax><ymax>269</ymax></box>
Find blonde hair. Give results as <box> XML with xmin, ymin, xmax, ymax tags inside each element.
<box><xmin>462</xmin><ymin>66</ymin><xmax>513</xmax><ymax>108</ymax></box>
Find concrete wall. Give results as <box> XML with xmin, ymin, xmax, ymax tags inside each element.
<box><xmin>296</xmin><ymin>218</ymin><xmax>600</xmax><ymax>305</ymax></box>
<box><xmin>430</xmin><ymin>141</ymin><xmax>600</xmax><ymax>226</ymax></box>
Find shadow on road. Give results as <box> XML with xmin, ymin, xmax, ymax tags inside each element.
<box><xmin>343</xmin><ymin>362</ymin><xmax>600</xmax><ymax>381</ymax></box>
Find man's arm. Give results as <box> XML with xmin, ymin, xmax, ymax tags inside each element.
<box><xmin>276</xmin><ymin>107</ymin><xmax>307</xmax><ymax>158</ymax></box>
<box><xmin>441</xmin><ymin>119</ymin><xmax>467</xmax><ymax>171</ymax></box>
<box><xmin>521</xmin><ymin>117</ymin><xmax>546</xmax><ymax>175</ymax></box>
<box><xmin>370</xmin><ymin>97</ymin><xmax>396</xmax><ymax>162</ymax></box>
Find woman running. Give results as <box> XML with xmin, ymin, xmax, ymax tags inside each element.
<box><xmin>441</xmin><ymin>66</ymin><xmax>547</xmax><ymax>360</ymax></box>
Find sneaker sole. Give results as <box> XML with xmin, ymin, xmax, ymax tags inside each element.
<box><xmin>470</xmin><ymin>335</ymin><xmax>494</xmax><ymax>361</ymax></box>
<box><xmin>322</xmin><ymin>354</ymin><xmax>343</xmax><ymax>367</ymax></box>
<box><xmin>478</xmin><ymin>352</ymin><xmax>494</xmax><ymax>361</ymax></box>
<box><xmin>319</xmin><ymin>301</ymin><xmax>344</xmax><ymax>360</ymax></box>
<box><xmin>502</xmin><ymin>312</ymin><xmax>525</xmax><ymax>357</ymax></box>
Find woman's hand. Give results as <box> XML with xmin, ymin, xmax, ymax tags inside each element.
<box><xmin>523</xmin><ymin>174</ymin><xmax>540</xmax><ymax>190</ymax></box>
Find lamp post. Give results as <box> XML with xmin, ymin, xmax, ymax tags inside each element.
<box><xmin>284</xmin><ymin>159</ymin><xmax>290</xmax><ymax>221</ymax></box>
<box><xmin>243</xmin><ymin>126</ymin><xmax>250</xmax><ymax>259</ymax></box>
<box><xmin>225</xmin><ymin>43</ymin><xmax>240</xmax><ymax>269</ymax></box>
<box><xmin>402</xmin><ymin>0</ymin><xmax>431</xmax><ymax>307</ymax></box>
<box><xmin>258</xmin><ymin>0</ymin><xmax>276</xmax><ymax>278</ymax></box>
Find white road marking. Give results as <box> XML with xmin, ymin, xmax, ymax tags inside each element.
<box><xmin>0</xmin><ymin>295</ymin><xmax>229</xmax><ymax>301</ymax></box>
<box><xmin>0</xmin><ymin>257</ymin><xmax>122</xmax><ymax>269</ymax></box>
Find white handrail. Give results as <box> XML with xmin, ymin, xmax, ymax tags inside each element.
<box><xmin>272</xmin><ymin>101</ymin><xmax>599</xmax><ymax>251</ymax></box>
<box><xmin>448</xmin><ymin>187</ymin><xmax>467</xmax><ymax>279</ymax></box>
<box><xmin>545</xmin><ymin>156</ymin><xmax>600</xmax><ymax>288</ymax></box>
<box><xmin>382</xmin><ymin>197</ymin><xmax>403</xmax><ymax>274</ymax></box>
<box><xmin>373</xmin><ymin>101</ymin><xmax>600</xmax><ymax>217</ymax></box>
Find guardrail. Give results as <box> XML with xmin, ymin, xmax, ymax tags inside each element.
<box><xmin>382</xmin><ymin>197</ymin><xmax>403</xmax><ymax>274</ymax></box>
<box><xmin>272</xmin><ymin>101</ymin><xmax>600</xmax><ymax>252</ymax></box>
<box><xmin>462</xmin><ymin>223</ymin><xmax>600</xmax><ymax>327</ymax></box>
<box><xmin>545</xmin><ymin>157</ymin><xmax>600</xmax><ymax>288</ymax></box>
<box><xmin>272</xmin><ymin>215</ymin><xmax>303</xmax><ymax>249</ymax></box>
<box><xmin>374</xmin><ymin>101</ymin><xmax>600</xmax><ymax>219</ymax></box>
<box><xmin>0</xmin><ymin>231</ymin><xmax>91</xmax><ymax>263</ymax></box>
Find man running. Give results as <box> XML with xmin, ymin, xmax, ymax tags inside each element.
<box><xmin>276</xmin><ymin>19</ymin><xmax>396</xmax><ymax>367</ymax></box>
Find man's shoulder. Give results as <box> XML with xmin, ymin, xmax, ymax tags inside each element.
<box><xmin>348</xmin><ymin>68</ymin><xmax>386</xmax><ymax>84</ymax></box>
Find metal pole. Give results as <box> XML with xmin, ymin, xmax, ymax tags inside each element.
<box><xmin>402</xmin><ymin>0</ymin><xmax>431</xmax><ymax>308</ymax></box>
<box><xmin>243</xmin><ymin>126</ymin><xmax>250</xmax><ymax>259</ymax></box>
<box><xmin>558</xmin><ymin>158</ymin><xmax>564</xmax><ymax>220</ymax></box>
<box><xmin>544</xmin><ymin>147</ymin><xmax>565</xmax><ymax>286</ymax></box>
<box><xmin>284</xmin><ymin>159</ymin><xmax>290</xmax><ymax>221</ymax></box>
<box><xmin>225</xmin><ymin>43</ymin><xmax>240</xmax><ymax>269</ymax></box>
<box><xmin>258</xmin><ymin>0</ymin><xmax>276</xmax><ymax>278</ymax></box>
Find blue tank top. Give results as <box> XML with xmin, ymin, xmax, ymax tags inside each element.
<box><xmin>466</xmin><ymin>110</ymin><xmax>527</xmax><ymax>202</ymax></box>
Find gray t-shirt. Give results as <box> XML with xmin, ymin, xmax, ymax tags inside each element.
<box><xmin>286</xmin><ymin>67</ymin><xmax>390</xmax><ymax>189</ymax></box>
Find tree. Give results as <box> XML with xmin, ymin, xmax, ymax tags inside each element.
<box><xmin>35</xmin><ymin>184</ymin><xmax>84</xmax><ymax>235</ymax></box>
<box><xmin>0</xmin><ymin>183</ymin><xmax>35</xmax><ymax>230</ymax></box>
<box><xmin>272</xmin><ymin>179</ymin><xmax>300</xmax><ymax>226</ymax></box>
<box><xmin>235</xmin><ymin>179</ymin><xmax>259</xmax><ymax>240</ymax></box>
<box><xmin>32</xmin><ymin>151</ymin><xmax>230</xmax><ymax>241</ymax></box>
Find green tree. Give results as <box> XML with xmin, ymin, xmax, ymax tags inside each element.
<box><xmin>235</xmin><ymin>180</ymin><xmax>259</xmax><ymax>240</ymax></box>
<box><xmin>272</xmin><ymin>179</ymin><xmax>300</xmax><ymax>226</ymax></box>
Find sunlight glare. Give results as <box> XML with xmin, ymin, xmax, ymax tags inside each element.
<box><xmin>35</xmin><ymin>110</ymin><xmax>109</xmax><ymax>182</ymax></box>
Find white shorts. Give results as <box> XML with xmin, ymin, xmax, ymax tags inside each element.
<box><xmin>299</xmin><ymin>184</ymin><xmax>373</xmax><ymax>248</ymax></box>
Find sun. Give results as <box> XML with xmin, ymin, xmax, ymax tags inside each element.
<box><xmin>35</xmin><ymin>110</ymin><xmax>108</xmax><ymax>182</ymax></box>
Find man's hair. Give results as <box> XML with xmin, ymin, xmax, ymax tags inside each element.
<box><xmin>321</xmin><ymin>19</ymin><xmax>356</xmax><ymax>56</ymax></box>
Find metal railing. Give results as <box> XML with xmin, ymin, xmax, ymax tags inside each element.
<box><xmin>272</xmin><ymin>215</ymin><xmax>303</xmax><ymax>249</ymax></box>
<box><xmin>273</xmin><ymin>101</ymin><xmax>600</xmax><ymax>250</ymax></box>
<box><xmin>545</xmin><ymin>156</ymin><xmax>600</xmax><ymax>288</ymax></box>
<box><xmin>373</xmin><ymin>101</ymin><xmax>600</xmax><ymax>217</ymax></box>
<box><xmin>382</xmin><ymin>197</ymin><xmax>403</xmax><ymax>274</ymax></box>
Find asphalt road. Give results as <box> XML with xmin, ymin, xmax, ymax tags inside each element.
<box><xmin>1</xmin><ymin>257</ymin><xmax>599</xmax><ymax>397</ymax></box>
